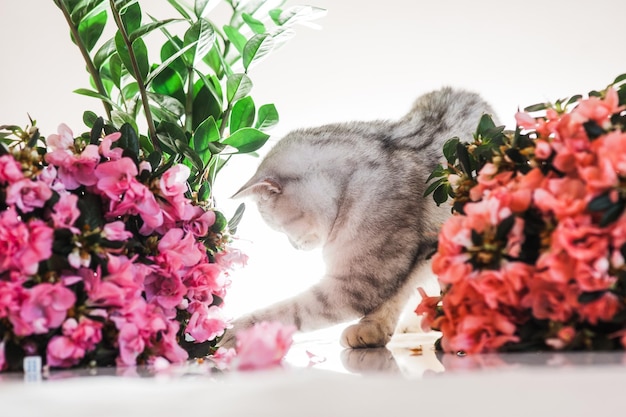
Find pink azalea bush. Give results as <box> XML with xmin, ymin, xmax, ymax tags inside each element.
<box><xmin>0</xmin><ymin>122</ymin><xmax>245</xmax><ymax>371</ymax></box>
<box><xmin>418</xmin><ymin>75</ymin><xmax>626</xmax><ymax>354</ymax></box>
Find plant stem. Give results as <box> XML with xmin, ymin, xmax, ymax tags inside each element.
<box><xmin>185</xmin><ymin>68</ymin><xmax>194</xmax><ymax>133</ymax></box>
<box><xmin>54</xmin><ymin>0</ymin><xmax>113</xmax><ymax>120</ymax></box>
<box><xmin>109</xmin><ymin>0</ymin><xmax>161</xmax><ymax>153</ymax></box>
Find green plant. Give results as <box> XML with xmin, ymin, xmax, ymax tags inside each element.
<box><xmin>53</xmin><ymin>0</ymin><xmax>324</xmax><ymax>207</ymax></box>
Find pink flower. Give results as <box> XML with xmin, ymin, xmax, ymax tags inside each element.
<box><xmin>46</xmin><ymin>317</ymin><xmax>102</xmax><ymax>368</ymax></box>
<box><xmin>106</xmin><ymin>180</ymin><xmax>164</xmax><ymax>235</ymax></box>
<box><xmin>156</xmin><ymin>228</ymin><xmax>204</xmax><ymax>270</ymax></box>
<box><xmin>98</xmin><ymin>132</ymin><xmax>123</xmax><ymax>160</ymax></box>
<box><xmin>578</xmin><ymin>292</ymin><xmax>620</xmax><ymax>325</ymax></box>
<box><xmin>211</xmin><ymin>347</ymin><xmax>237</xmax><ymax>370</ymax></box>
<box><xmin>47</xmin><ymin>335</ymin><xmax>84</xmax><ymax>368</ymax></box>
<box><xmin>144</xmin><ymin>270</ymin><xmax>187</xmax><ymax>310</ymax></box>
<box><xmin>552</xmin><ymin>215</ymin><xmax>608</xmax><ymax>262</ymax></box>
<box><xmin>117</xmin><ymin>322</ymin><xmax>145</xmax><ymax>366</ymax></box>
<box><xmin>184</xmin><ymin>262</ymin><xmax>227</xmax><ymax>303</ymax></box>
<box><xmin>50</xmin><ymin>193</ymin><xmax>80</xmax><ymax>233</ymax></box>
<box><xmin>94</xmin><ymin>157</ymin><xmax>138</xmax><ymax>200</ymax></box>
<box><xmin>234</xmin><ymin>321</ymin><xmax>296</xmax><ymax>370</ymax></box>
<box><xmin>533</xmin><ymin>177</ymin><xmax>587</xmax><ymax>220</ymax></box>
<box><xmin>534</xmin><ymin>139</ymin><xmax>552</xmax><ymax>160</ymax></box>
<box><xmin>0</xmin><ymin>208</ymin><xmax>53</xmax><ymax>275</ymax></box>
<box><xmin>45</xmin><ymin>144</ymin><xmax>100</xmax><ymax>190</ymax></box>
<box><xmin>415</xmin><ymin>287</ymin><xmax>441</xmax><ymax>332</ymax></box>
<box><xmin>19</xmin><ymin>283</ymin><xmax>76</xmax><ymax>335</ymax></box>
<box><xmin>102</xmin><ymin>221</ymin><xmax>133</xmax><ymax>241</ymax></box>
<box><xmin>0</xmin><ymin>341</ymin><xmax>5</xmax><ymax>371</ymax></box>
<box><xmin>515</xmin><ymin>111</ymin><xmax>537</xmax><ymax>130</ymax></box>
<box><xmin>185</xmin><ymin>302</ymin><xmax>229</xmax><ymax>342</ymax></box>
<box><xmin>0</xmin><ymin>155</ymin><xmax>23</xmax><ymax>183</ymax></box>
<box><xmin>5</xmin><ymin>178</ymin><xmax>52</xmax><ymax>213</ymax></box>
<box><xmin>47</xmin><ymin>123</ymin><xmax>74</xmax><ymax>152</ymax></box>
<box><xmin>152</xmin><ymin>321</ymin><xmax>188</xmax><ymax>364</ymax></box>
<box><xmin>182</xmin><ymin>206</ymin><xmax>216</xmax><ymax>237</ymax></box>
<box><xmin>159</xmin><ymin>164</ymin><xmax>190</xmax><ymax>197</ymax></box>
<box><xmin>215</xmin><ymin>248</ymin><xmax>249</xmax><ymax>271</ymax></box>
<box><xmin>574</xmin><ymin>88</ymin><xmax>623</xmax><ymax>126</ymax></box>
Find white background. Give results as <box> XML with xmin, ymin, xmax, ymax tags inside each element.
<box><xmin>1</xmin><ymin>0</ymin><xmax>625</xmax><ymax>319</ymax></box>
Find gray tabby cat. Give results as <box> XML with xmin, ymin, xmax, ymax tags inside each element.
<box><xmin>222</xmin><ymin>87</ymin><xmax>496</xmax><ymax>348</ymax></box>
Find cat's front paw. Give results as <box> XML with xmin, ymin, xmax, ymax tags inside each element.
<box><xmin>340</xmin><ymin>321</ymin><xmax>392</xmax><ymax>348</ymax></box>
<box><xmin>217</xmin><ymin>316</ymin><xmax>256</xmax><ymax>350</ymax></box>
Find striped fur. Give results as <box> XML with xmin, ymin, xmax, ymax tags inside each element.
<box><xmin>223</xmin><ymin>87</ymin><xmax>496</xmax><ymax>348</ymax></box>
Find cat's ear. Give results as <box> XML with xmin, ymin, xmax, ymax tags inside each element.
<box><xmin>231</xmin><ymin>177</ymin><xmax>282</xmax><ymax>200</ymax></box>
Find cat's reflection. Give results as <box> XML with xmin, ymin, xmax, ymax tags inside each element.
<box><xmin>340</xmin><ymin>347</ymin><xmax>401</xmax><ymax>374</ymax></box>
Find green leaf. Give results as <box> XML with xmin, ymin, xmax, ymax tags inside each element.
<box><xmin>150</xmin><ymin>66</ymin><xmax>185</xmax><ymax>104</ymax></box>
<box><xmin>117</xmin><ymin>1</ymin><xmax>142</xmax><ymax>33</ymax></box>
<box><xmin>105</xmin><ymin>53</ymin><xmax>123</xmax><ymax>88</ymax></box>
<box><xmin>588</xmin><ymin>193</ymin><xmax>613</xmax><ymax>212</ymax></box>
<box><xmin>600</xmin><ymin>198</ymin><xmax>626</xmax><ymax>227</ymax></box>
<box><xmin>159</xmin><ymin>36</ymin><xmax>187</xmax><ymax>81</ymax></box>
<box><xmin>228</xmin><ymin>203</ymin><xmax>246</xmax><ymax>234</ymax></box>
<box><xmin>192</xmin><ymin>81</ymin><xmax>222</xmax><ymax>130</ymax></box>
<box><xmin>129</xmin><ymin>18</ymin><xmax>181</xmax><ymax>43</ymax></box>
<box><xmin>147</xmin><ymin>41</ymin><xmax>197</xmax><ymax>87</ymax></box>
<box><xmin>68</xmin><ymin>0</ymin><xmax>108</xmax><ymax>25</ymax></box>
<box><xmin>89</xmin><ymin>116</ymin><xmax>105</xmax><ymax>144</ymax></box>
<box><xmin>94</xmin><ymin>38</ymin><xmax>118</xmax><ymax>69</ymax></box>
<box><xmin>269</xmin><ymin>6</ymin><xmax>326</xmax><ymax>26</ymax></box>
<box><xmin>442</xmin><ymin>137</ymin><xmax>460</xmax><ymax>165</ymax></box>
<box><xmin>147</xmin><ymin>92</ymin><xmax>185</xmax><ymax>121</ymax></box>
<box><xmin>243</xmin><ymin>33</ymin><xmax>274</xmax><ymax>71</ymax></box>
<box><xmin>175</xmin><ymin>138</ymin><xmax>204</xmax><ymax>173</ymax></box>
<box><xmin>111</xmin><ymin>111</ymin><xmax>138</xmax><ymax>133</ymax></box>
<box><xmin>194</xmin><ymin>0</ymin><xmax>219</xmax><ymax>17</ymax></box>
<box><xmin>524</xmin><ymin>102</ymin><xmax>548</xmax><ymax>112</ymax></box>
<box><xmin>118</xmin><ymin>123</ymin><xmax>140</xmax><ymax>161</ymax></box>
<box><xmin>73</xmin><ymin>88</ymin><xmax>123</xmax><ymax>112</ymax></box>
<box><xmin>242</xmin><ymin>13</ymin><xmax>266</xmax><ymax>34</ymax></box>
<box><xmin>184</xmin><ymin>19</ymin><xmax>216</xmax><ymax>67</ymax></box>
<box><xmin>425</xmin><ymin>164</ymin><xmax>446</xmax><ymax>184</ymax></box>
<box><xmin>432</xmin><ymin>184</ymin><xmax>449</xmax><ymax>206</ymax></box>
<box><xmin>423</xmin><ymin>177</ymin><xmax>444</xmax><ymax>197</ymax></box>
<box><xmin>223</xmin><ymin>25</ymin><xmax>247</xmax><ymax>54</ymax></box>
<box><xmin>226</xmin><ymin>73</ymin><xmax>253</xmax><ymax>103</ymax></box>
<box><xmin>475</xmin><ymin>114</ymin><xmax>496</xmax><ymax>138</ymax></box>
<box><xmin>198</xmin><ymin>182</ymin><xmax>211</xmax><ymax>202</ymax></box>
<box><xmin>211</xmin><ymin>210</ymin><xmax>228</xmax><ymax>233</ymax></box>
<box><xmin>614</xmin><ymin>73</ymin><xmax>626</xmax><ymax>85</ymax></box>
<box><xmin>230</xmin><ymin>96</ymin><xmax>256</xmax><ymax>132</ymax></box>
<box><xmin>165</xmin><ymin>0</ymin><xmax>192</xmax><ymax>20</ymax></box>
<box><xmin>77</xmin><ymin>9</ymin><xmax>106</xmax><ymax>52</ymax></box>
<box><xmin>83</xmin><ymin>110</ymin><xmax>99</xmax><ymax>128</ymax></box>
<box><xmin>115</xmin><ymin>31</ymin><xmax>149</xmax><ymax>81</ymax></box>
<box><xmin>565</xmin><ymin>95</ymin><xmax>583</xmax><ymax>107</ymax></box>
<box><xmin>193</xmin><ymin>116</ymin><xmax>220</xmax><ymax>165</ymax></box>
<box><xmin>457</xmin><ymin>141</ymin><xmax>473</xmax><ymax>178</ymax></box>
<box><xmin>222</xmin><ymin>128</ymin><xmax>270</xmax><ymax>153</ymax></box>
<box><xmin>255</xmin><ymin>103</ymin><xmax>279</xmax><ymax>130</ymax></box>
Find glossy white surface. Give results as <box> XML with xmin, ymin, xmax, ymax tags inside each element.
<box><xmin>2</xmin><ymin>331</ymin><xmax>625</xmax><ymax>417</ymax></box>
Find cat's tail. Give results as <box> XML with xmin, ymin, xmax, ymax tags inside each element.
<box><xmin>393</xmin><ymin>87</ymin><xmax>498</xmax><ymax>147</ymax></box>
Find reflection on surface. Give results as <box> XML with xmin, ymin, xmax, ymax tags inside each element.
<box><xmin>292</xmin><ymin>332</ymin><xmax>626</xmax><ymax>378</ymax></box>
<box><xmin>4</xmin><ymin>331</ymin><xmax>626</xmax><ymax>383</ymax></box>
<box><xmin>340</xmin><ymin>348</ymin><xmax>401</xmax><ymax>374</ymax></box>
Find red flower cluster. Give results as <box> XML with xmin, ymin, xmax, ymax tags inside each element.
<box><xmin>418</xmin><ymin>79</ymin><xmax>626</xmax><ymax>353</ymax></box>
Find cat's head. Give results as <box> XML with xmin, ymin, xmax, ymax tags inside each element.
<box><xmin>232</xmin><ymin>152</ymin><xmax>339</xmax><ymax>251</ymax></box>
